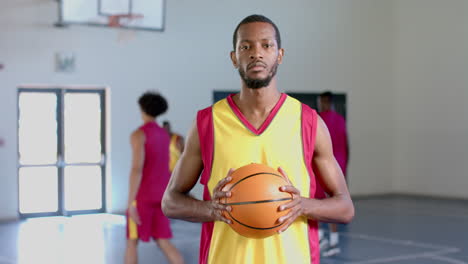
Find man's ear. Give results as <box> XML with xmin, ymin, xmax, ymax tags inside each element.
<box><xmin>277</xmin><ymin>48</ymin><xmax>284</xmax><ymax>64</ymax></box>
<box><xmin>230</xmin><ymin>51</ymin><xmax>238</xmax><ymax>68</ymax></box>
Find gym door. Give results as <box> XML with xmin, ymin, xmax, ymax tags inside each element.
<box><xmin>17</xmin><ymin>88</ymin><xmax>107</xmax><ymax>217</ymax></box>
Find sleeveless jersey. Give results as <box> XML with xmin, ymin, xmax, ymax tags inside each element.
<box><xmin>196</xmin><ymin>94</ymin><xmax>321</xmax><ymax>264</ymax></box>
<box><xmin>169</xmin><ymin>134</ymin><xmax>182</xmax><ymax>172</ymax></box>
<box><xmin>136</xmin><ymin>121</ymin><xmax>171</xmax><ymax>203</ymax></box>
<box><xmin>319</xmin><ymin>110</ymin><xmax>348</xmax><ymax>176</ymax></box>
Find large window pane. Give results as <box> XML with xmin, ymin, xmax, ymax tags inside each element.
<box><xmin>64</xmin><ymin>166</ymin><xmax>102</xmax><ymax>211</ymax></box>
<box><xmin>18</xmin><ymin>93</ymin><xmax>57</xmax><ymax>165</ymax></box>
<box><xmin>19</xmin><ymin>167</ymin><xmax>58</xmax><ymax>213</ymax></box>
<box><xmin>64</xmin><ymin>93</ymin><xmax>101</xmax><ymax>163</ymax></box>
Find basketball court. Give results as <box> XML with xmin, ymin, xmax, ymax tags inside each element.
<box><xmin>0</xmin><ymin>195</ymin><xmax>466</xmax><ymax>264</ymax></box>
<box><xmin>1</xmin><ymin>0</ymin><xmax>467</xmax><ymax>263</ymax></box>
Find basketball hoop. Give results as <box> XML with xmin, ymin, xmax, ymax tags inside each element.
<box><xmin>107</xmin><ymin>13</ymin><xmax>144</xmax><ymax>28</ymax></box>
<box><xmin>106</xmin><ymin>13</ymin><xmax>144</xmax><ymax>43</ymax></box>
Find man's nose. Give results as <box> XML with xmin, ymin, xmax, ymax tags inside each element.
<box><xmin>249</xmin><ymin>46</ymin><xmax>263</xmax><ymax>60</ymax></box>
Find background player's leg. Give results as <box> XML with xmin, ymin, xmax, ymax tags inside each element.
<box><xmin>125</xmin><ymin>239</ymin><xmax>138</xmax><ymax>264</ymax></box>
<box><xmin>323</xmin><ymin>223</ymin><xmax>340</xmax><ymax>257</ymax></box>
<box><xmin>155</xmin><ymin>239</ymin><xmax>184</xmax><ymax>264</ymax></box>
<box><xmin>152</xmin><ymin>202</ymin><xmax>184</xmax><ymax>264</ymax></box>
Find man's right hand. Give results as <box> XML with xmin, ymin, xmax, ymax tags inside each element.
<box><xmin>208</xmin><ymin>169</ymin><xmax>234</xmax><ymax>224</ymax></box>
<box><xmin>128</xmin><ymin>203</ymin><xmax>141</xmax><ymax>225</ymax></box>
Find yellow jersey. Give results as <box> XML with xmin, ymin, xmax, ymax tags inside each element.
<box><xmin>196</xmin><ymin>94</ymin><xmax>322</xmax><ymax>264</ymax></box>
<box><xmin>169</xmin><ymin>134</ymin><xmax>182</xmax><ymax>172</ymax></box>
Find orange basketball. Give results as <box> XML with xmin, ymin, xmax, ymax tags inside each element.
<box><xmin>221</xmin><ymin>163</ymin><xmax>292</xmax><ymax>239</ymax></box>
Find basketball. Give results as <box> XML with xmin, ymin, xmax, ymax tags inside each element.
<box><xmin>221</xmin><ymin>163</ymin><xmax>292</xmax><ymax>239</ymax></box>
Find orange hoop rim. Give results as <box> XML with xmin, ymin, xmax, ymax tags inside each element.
<box><xmin>107</xmin><ymin>13</ymin><xmax>144</xmax><ymax>27</ymax></box>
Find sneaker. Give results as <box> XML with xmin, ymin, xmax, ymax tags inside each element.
<box><xmin>319</xmin><ymin>237</ymin><xmax>329</xmax><ymax>250</ymax></box>
<box><xmin>322</xmin><ymin>244</ymin><xmax>341</xmax><ymax>257</ymax></box>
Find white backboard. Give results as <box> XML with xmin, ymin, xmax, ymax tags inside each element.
<box><xmin>58</xmin><ymin>0</ymin><xmax>165</xmax><ymax>31</ymax></box>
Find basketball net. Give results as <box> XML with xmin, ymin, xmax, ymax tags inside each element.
<box><xmin>107</xmin><ymin>14</ymin><xmax>144</xmax><ymax>43</ymax></box>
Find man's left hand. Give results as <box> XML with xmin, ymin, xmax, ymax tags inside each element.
<box><xmin>277</xmin><ymin>167</ymin><xmax>304</xmax><ymax>233</ymax></box>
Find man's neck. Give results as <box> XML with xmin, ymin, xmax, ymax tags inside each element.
<box><xmin>232</xmin><ymin>80</ymin><xmax>282</xmax><ymax>130</ymax></box>
<box><xmin>143</xmin><ymin>117</ymin><xmax>156</xmax><ymax>124</ymax></box>
<box><xmin>236</xmin><ymin>80</ymin><xmax>281</xmax><ymax>115</ymax></box>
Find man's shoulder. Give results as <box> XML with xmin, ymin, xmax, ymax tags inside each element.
<box><xmin>197</xmin><ymin>97</ymin><xmax>230</xmax><ymax>115</ymax></box>
<box><xmin>130</xmin><ymin>129</ymin><xmax>145</xmax><ymax>145</ymax></box>
<box><xmin>197</xmin><ymin>105</ymin><xmax>213</xmax><ymax>118</ymax></box>
<box><xmin>132</xmin><ymin>128</ymin><xmax>144</xmax><ymax>136</ymax></box>
<box><xmin>331</xmin><ymin>110</ymin><xmax>346</xmax><ymax>121</ymax></box>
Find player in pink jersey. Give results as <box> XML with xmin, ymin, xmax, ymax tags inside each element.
<box><xmin>162</xmin><ymin>15</ymin><xmax>354</xmax><ymax>264</ymax></box>
<box><xmin>317</xmin><ymin>91</ymin><xmax>349</xmax><ymax>257</ymax></box>
<box><xmin>125</xmin><ymin>92</ymin><xmax>184</xmax><ymax>264</ymax></box>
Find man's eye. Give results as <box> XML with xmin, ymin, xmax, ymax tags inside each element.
<box><xmin>240</xmin><ymin>45</ymin><xmax>249</xmax><ymax>50</ymax></box>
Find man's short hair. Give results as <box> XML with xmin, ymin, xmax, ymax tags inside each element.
<box><xmin>319</xmin><ymin>91</ymin><xmax>334</xmax><ymax>102</ymax></box>
<box><xmin>232</xmin><ymin>14</ymin><xmax>281</xmax><ymax>51</ymax></box>
<box><xmin>138</xmin><ymin>92</ymin><xmax>168</xmax><ymax>118</ymax></box>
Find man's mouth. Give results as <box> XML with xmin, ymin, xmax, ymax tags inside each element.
<box><xmin>248</xmin><ymin>62</ymin><xmax>267</xmax><ymax>71</ymax></box>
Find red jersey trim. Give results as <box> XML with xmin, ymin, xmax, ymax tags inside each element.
<box><xmin>301</xmin><ymin>104</ymin><xmax>321</xmax><ymax>264</ymax></box>
<box><xmin>196</xmin><ymin>106</ymin><xmax>215</xmax><ymax>264</ymax></box>
<box><xmin>199</xmin><ymin>186</ymin><xmax>214</xmax><ymax>264</ymax></box>
<box><xmin>226</xmin><ymin>93</ymin><xmax>287</xmax><ymax>135</ymax></box>
<box><xmin>197</xmin><ymin>107</ymin><xmax>214</xmax><ymax>185</ymax></box>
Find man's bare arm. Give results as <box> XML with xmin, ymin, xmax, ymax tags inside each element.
<box><xmin>162</xmin><ymin>120</ymin><xmax>232</xmax><ymax>223</ymax></box>
<box><xmin>278</xmin><ymin>116</ymin><xmax>354</xmax><ymax>231</ymax></box>
<box><xmin>127</xmin><ymin>130</ymin><xmax>145</xmax><ymax>207</ymax></box>
<box><xmin>301</xmin><ymin>116</ymin><xmax>354</xmax><ymax>222</ymax></box>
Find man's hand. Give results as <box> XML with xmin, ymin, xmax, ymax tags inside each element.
<box><xmin>208</xmin><ymin>169</ymin><xmax>234</xmax><ymax>224</ymax></box>
<box><xmin>128</xmin><ymin>203</ymin><xmax>141</xmax><ymax>225</ymax></box>
<box><xmin>277</xmin><ymin>167</ymin><xmax>304</xmax><ymax>233</ymax></box>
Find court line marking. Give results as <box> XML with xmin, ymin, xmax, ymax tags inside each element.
<box><xmin>338</xmin><ymin>232</ymin><xmax>465</xmax><ymax>264</ymax></box>
<box><xmin>429</xmin><ymin>254</ymin><xmax>468</xmax><ymax>264</ymax></box>
<box><xmin>346</xmin><ymin>248</ymin><xmax>462</xmax><ymax>264</ymax></box>
<box><xmin>355</xmin><ymin>202</ymin><xmax>468</xmax><ymax>220</ymax></box>
<box><xmin>341</xmin><ymin>232</ymin><xmax>458</xmax><ymax>250</ymax></box>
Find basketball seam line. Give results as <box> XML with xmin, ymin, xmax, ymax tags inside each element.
<box><xmin>227</xmin><ymin>211</ymin><xmax>287</xmax><ymax>230</ymax></box>
<box><xmin>224</xmin><ymin>197</ymin><xmax>292</xmax><ymax>206</ymax></box>
<box><xmin>227</xmin><ymin>172</ymin><xmax>284</xmax><ymax>192</ymax></box>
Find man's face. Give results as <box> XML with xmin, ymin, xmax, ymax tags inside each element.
<box><xmin>230</xmin><ymin>22</ymin><xmax>284</xmax><ymax>89</ymax></box>
<box><xmin>317</xmin><ymin>96</ymin><xmax>330</xmax><ymax>112</ymax></box>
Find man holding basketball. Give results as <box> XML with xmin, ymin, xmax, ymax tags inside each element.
<box><xmin>162</xmin><ymin>14</ymin><xmax>354</xmax><ymax>264</ymax></box>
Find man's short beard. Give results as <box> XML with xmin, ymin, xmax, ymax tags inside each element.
<box><xmin>239</xmin><ymin>63</ymin><xmax>278</xmax><ymax>89</ymax></box>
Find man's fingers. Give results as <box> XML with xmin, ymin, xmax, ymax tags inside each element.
<box><xmin>212</xmin><ymin>205</ymin><xmax>232</xmax><ymax>224</ymax></box>
<box><xmin>278</xmin><ymin>218</ymin><xmax>294</xmax><ymax>233</ymax></box>
<box><xmin>278</xmin><ymin>167</ymin><xmax>292</xmax><ymax>184</ymax></box>
<box><xmin>213</xmin><ymin>190</ymin><xmax>231</xmax><ymax>201</ymax></box>
<box><xmin>134</xmin><ymin>213</ymin><xmax>141</xmax><ymax>225</ymax></box>
<box><xmin>216</xmin><ymin>211</ymin><xmax>232</xmax><ymax>224</ymax></box>
<box><xmin>278</xmin><ymin>198</ymin><xmax>300</xmax><ymax>211</ymax></box>
<box><xmin>277</xmin><ymin>210</ymin><xmax>294</xmax><ymax>224</ymax></box>
<box><xmin>280</xmin><ymin>185</ymin><xmax>300</xmax><ymax>195</ymax></box>
<box><xmin>211</xmin><ymin>169</ymin><xmax>236</xmax><ymax>224</ymax></box>
<box><xmin>131</xmin><ymin>212</ymin><xmax>141</xmax><ymax>225</ymax></box>
<box><xmin>214</xmin><ymin>175</ymin><xmax>233</xmax><ymax>192</ymax></box>
<box><xmin>277</xmin><ymin>209</ymin><xmax>303</xmax><ymax>233</ymax></box>
<box><xmin>212</xmin><ymin>202</ymin><xmax>231</xmax><ymax>212</ymax></box>
<box><xmin>226</xmin><ymin>168</ymin><xmax>234</xmax><ymax>177</ymax></box>
<box><xmin>219</xmin><ymin>215</ymin><xmax>232</xmax><ymax>224</ymax></box>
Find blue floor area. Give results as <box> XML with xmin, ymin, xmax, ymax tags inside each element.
<box><xmin>0</xmin><ymin>195</ymin><xmax>466</xmax><ymax>264</ymax></box>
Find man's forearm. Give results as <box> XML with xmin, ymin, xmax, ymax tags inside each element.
<box><xmin>127</xmin><ymin>170</ymin><xmax>141</xmax><ymax>207</ymax></box>
<box><xmin>301</xmin><ymin>195</ymin><xmax>354</xmax><ymax>223</ymax></box>
<box><xmin>162</xmin><ymin>191</ymin><xmax>215</xmax><ymax>223</ymax></box>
